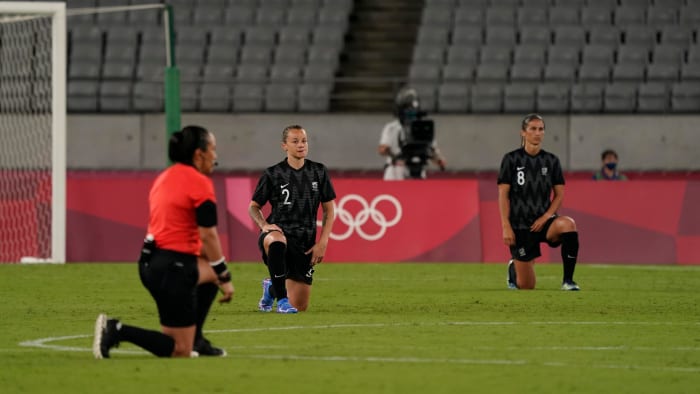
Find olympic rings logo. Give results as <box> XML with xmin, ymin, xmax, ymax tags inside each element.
<box><xmin>317</xmin><ymin>194</ymin><xmax>402</xmax><ymax>241</ymax></box>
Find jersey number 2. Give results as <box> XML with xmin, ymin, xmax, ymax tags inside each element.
<box><xmin>282</xmin><ymin>188</ymin><xmax>292</xmax><ymax>205</ymax></box>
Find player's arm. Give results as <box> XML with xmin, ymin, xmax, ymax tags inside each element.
<box><xmin>197</xmin><ymin>200</ymin><xmax>234</xmax><ymax>303</ymax></box>
<box><xmin>248</xmin><ymin>200</ymin><xmax>283</xmax><ymax>233</ymax></box>
<box><xmin>530</xmin><ymin>184</ymin><xmax>565</xmax><ymax>232</ymax></box>
<box><xmin>306</xmin><ymin>200</ymin><xmax>335</xmax><ymax>265</ymax></box>
<box><xmin>498</xmin><ymin>184</ymin><xmax>515</xmax><ymax>246</ymax></box>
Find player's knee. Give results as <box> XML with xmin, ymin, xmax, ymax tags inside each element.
<box><xmin>264</xmin><ymin>232</ymin><xmax>286</xmax><ymax>247</ymax></box>
<box><xmin>556</xmin><ymin>216</ymin><xmax>577</xmax><ymax>232</ymax></box>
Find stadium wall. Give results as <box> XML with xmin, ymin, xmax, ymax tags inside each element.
<box><xmin>61</xmin><ymin>172</ymin><xmax>700</xmax><ymax>265</ymax></box>
<box><xmin>65</xmin><ymin>113</ymin><xmax>700</xmax><ymax>172</ymax></box>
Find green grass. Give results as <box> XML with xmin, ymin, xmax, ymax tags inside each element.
<box><xmin>1</xmin><ymin>262</ymin><xmax>699</xmax><ymax>393</ymax></box>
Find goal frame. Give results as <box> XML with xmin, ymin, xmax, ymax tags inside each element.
<box><xmin>0</xmin><ymin>2</ymin><xmax>66</xmax><ymax>263</ymax></box>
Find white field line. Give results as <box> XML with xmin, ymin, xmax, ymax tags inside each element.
<box><xmin>14</xmin><ymin>321</ymin><xmax>700</xmax><ymax>372</ymax></box>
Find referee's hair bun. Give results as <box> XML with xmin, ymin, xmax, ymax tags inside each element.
<box><xmin>168</xmin><ymin>130</ymin><xmax>188</xmax><ymax>163</ymax></box>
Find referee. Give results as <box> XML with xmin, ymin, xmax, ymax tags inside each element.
<box><xmin>249</xmin><ymin>125</ymin><xmax>336</xmax><ymax>313</ymax></box>
<box><xmin>497</xmin><ymin>114</ymin><xmax>581</xmax><ymax>291</ymax></box>
<box><xmin>93</xmin><ymin>125</ymin><xmax>235</xmax><ymax>358</ymax></box>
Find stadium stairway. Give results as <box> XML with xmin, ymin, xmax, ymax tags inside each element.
<box><xmin>331</xmin><ymin>0</ymin><xmax>422</xmax><ymax>112</ymax></box>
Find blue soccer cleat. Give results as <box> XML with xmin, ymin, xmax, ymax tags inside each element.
<box><xmin>507</xmin><ymin>259</ymin><xmax>518</xmax><ymax>289</ymax></box>
<box><xmin>276</xmin><ymin>298</ymin><xmax>298</xmax><ymax>314</ymax></box>
<box><xmin>258</xmin><ymin>278</ymin><xmax>273</xmax><ymax>312</ymax></box>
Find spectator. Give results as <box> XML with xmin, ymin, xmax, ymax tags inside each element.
<box><xmin>593</xmin><ymin>149</ymin><xmax>628</xmax><ymax>181</ymax></box>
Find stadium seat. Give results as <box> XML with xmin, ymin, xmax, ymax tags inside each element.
<box><xmin>504</xmin><ymin>84</ymin><xmax>537</xmax><ymax>113</ymax></box>
<box><xmin>637</xmin><ymin>82</ymin><xmax>669</xmax><ymax>112</ymax></box>
<box><xmin>265</xmin><ymin>83</ymin><xmax>298</xmax><ymax>112</ymax></box>
<box><xmin>454</xmin><ymin>7</ymin><xmax>485</xmax><ymax>26</ymax></box>
<box><xmin>437</xmin><ymin>83</ymin><xmax>469</xmax><ymax>113</ymax></box>
<box><xmin>553</xmin><ymin>26</ymin><xmax>586</xmax><ymax>48</ymax></box>
<box><xmin>99</xmin><ymin>81</ymin><xmax>131</xmax><ymax>112</ymax></box>
<box><xmin>571</xmin><ymin>83</ymin><xmax>604</xmax><ymax>112</ymax></box>
<box><xmin>180</xmin><ymin>83</ymin><xmax>199</xmax><ymax>112</ymax></box>
<box><xmin>451</xmin><ymin>26</ymin><xmax>483</xmax><ymax>46</ymax></box>
<box><xmin>475</xmin><ymin>63</ymin><xmax>509</xmax><ymax>82</ymax></box>
<box><xmin>232</xmin><ymin>83</ymin><xmax>265</xmax><ymax>112</ymax></box>
<box><xmin>611</xmin><ymin>63</ymin><xmax>645</xmax><ymax>83</ymax></box>
<box><xmin>269</xmin><ymin>64</ymin><xmax>302</xmax><ymax>83</ymax></box>
<box><xmin>518</xmin><ymin>26</ymin><xmax>551</xmax><ymax>46</ymax></box>
<box><xmin>536</xmin><ymin>83</ymin><xmax>570</xmax><ymax>112</ymax></box>
<box><xmin>68</xmin><ymin>81</ymin><xmax>99</xmax><ymax>112</ymax></box>
<box><xmin>548</xmin><ymin>6</ymin><xmax>580</xmax><ymax>27</ymax></box>
<box><xmin>199</xmin><ymin>83</ymin><xmax>231</xmax><ymax>112</ymax></box>
<box><xmin>581</xmin><ymin>7</ymin><xmax>613</xmax><ymax>26</ymax></box>
<box><xmin>441</xmin><ymin>64</ymin><xmax>475</xmax><ymax>82</ymax></box>
<box><xmin>543</xmin><ymin>62</ymin><xmax>577</xmax><ymax>82</ymax></box>
<box><xmin>412</xmin><ymin>45</ymin><xmax>445</xmax><ymax>66</ymax></box>
<box><xmin>516</xmin><ymin>7</ymin><xmax>547</xmax><ymax>26</ymax></box>
<box><xmin>446</xmin><ymin>46</ymin><xmax>479</xmax><ymax>66</ymax></box>
<box><xmin>132</xmin><ymin>81</ymin><xmax>163</xmax><ymax>112</ymax></box>
<box><xmin>470</xmin><ymin>84</ymin><xmax>503</xmax><ymax>112</ymax></box>
<box><xmin>513</xmin><ymin>45</ymin><xmax>547</xmax><ymax>65</ymax></box>
<box><xmin>298</xmin><ymin>83</ymin><xmax>331</xmax><ymax>112</ymax></box>
<box><xmin>670</xmin><ymin>83</ymin><xmax>700</xmax><ymax>112</ymax></box>
<box><xmin>509</xmin><ymin>63</ymin><xmax>542</xmax><ymax>82</ymax></box>
<box><xmin>604</xmin><ymin>83</ymin><xmax>637</xmax><ymax>112</ymax></box>
<box><xmin>203</xmin><ymin>64</ymin><xmax>235</xmax><ymax>82</ymax></box>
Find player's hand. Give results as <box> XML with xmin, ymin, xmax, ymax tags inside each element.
<box><xmin>305</xmin><ymin>243</ymin><xmax>327</xmax><ymax>266</ymax></box>
<box><xmin>262</xmin><ymin>223</ymin><xmax>283</xmax><ymax>234</ymax></box>
<box><xmin>530</xmin><ymin>216</ymin><xmax>548</xmax><ymax>232</ymax></box>
<box><xmin>502</xmin><ymin>227</ymin><xmax>515</xmax><ymax>246</ymax></box>
<box><xmin>437</xmin><ymin>158</ymin><xmax>446</xmax><ymax>171</ymax></box>
<box><xmin>218</xmin><ymin>281</ymin><xmax>234</xmax><ymax>304</ymax></box>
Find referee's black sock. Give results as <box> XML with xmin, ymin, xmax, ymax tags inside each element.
<box><xmin>560</xmin><ymin>231</ymin><xmax>579</xmax><ymax>283</ymax></box>
<box><xmin>118</xmin><ymin>323</ymin><xmax>175</xmax><ymax>357</ymax></box>
<box><xmin>267</xmin><ymin>241</ymin><xmax>288</xmax><ymax>300</ymax></box>
<box><xmin>195</xmin><ymin>282</ymin><xmax>218</xmax><ymax>342</ymax></box>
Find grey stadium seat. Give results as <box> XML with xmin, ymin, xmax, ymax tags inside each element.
<box><xmin>408</xmin><ymin>64</ymin><xmax>441</xmax><ymax>83</ymax></box>
<box><xmin>612</xmin><ymin>63</ymin><xmax>645</xmax><ymax>82</ymax></box>
<box><xmin>518</xmin><ymin>26</ymin><xmax>551</xmax><ymax>46</ymax></box>
<box><xmin>236</xmin><ymin>64</ymin><xmax>269</xmax><ymax>83</ymax></box>
<box><xmin>581</xmin><ymin>44</ymin><xmax>615</xmax><ymax>65</ymax></box>
<box><xmin>199</xmin><ymin>83</ymin><xmax>231</xmax><ymax>112</ymax></box>
<box><xmin>646</xmin><ymin>63</ymin><xmax>679</xmax><ymax>81</ymax></box>
<box><xmin>412</xmin><ymin>45</ymin><xmax>445</xmax><ymax>65</ymax></box>
<box><xmin>537</xmin><ymin>83</ymin><xmax>570</xmax><ymax>113</ymax></box>
<box><xmin>578</xmin><ymin>63</ymin><xmax>610</xmax><ymax>84</ymax></box>
<box><xmin>553</xmin><ymin>26</ymin><xmax>586</xmax><ymax>48</ymax></box>
<box><xmin>298</xmin><ymin>83</ymin><xmax>331</xmax><ymax>112</ymax></box>
<box><xmin>504</xmin><ymin>84</ymin><xmax>536</xmax><ymax>113</ymax></box>
<box><xmin>510</xmin><ymin>63</ymin><xmax>542</xmax><ymax>82</ymax></box>
<box><xmin>454</xmin><ymin>7</ymin><xmax>485</xmax><ymax>26</ymax></box>
<box><xmin>441</xmin><ymin>64</ymin><xmax>475</xmax><ymax>82</ymax></box>
<box><xmin>99</xmin><ymin>81</ymin><xmax>131</xmax><ymax>112</ymax></box>
<box><xmin>451</xmin><ymin>26</ymin><xmax>483</xmax><ymax>46</ymax></box>
<box><xmin>589</xmin><ymin>26</ymin><xmax>620</xmax><ymax>47</ymax></box>
<box><xmin>446</xmin><ymin>46</ymin><xmax>479</xmax><ymax>66</ymax></box>
<box><xmin>485</xmin><ymin>26</ymin><xmax>516</xmax><ymax>46</ymax></box>
<box><xmin>68</xmin><ymin>81</ymin><xmax>99</xmax><ymax>112</ymax></box>
<box><xmin>269</xmin><ymin>64</ymin><xmax>302</xmax><ymax>83</ymax></box>
<box><xmin>681</xmin><ymin>63</ymin><xmax>700</xmax><ymax>82</ymax></box>
<box><xmin>571</xmin><ymin>84</ymin><xmax>604</xmax><ymax>113</ymax></box>
<box><xmin>513</xmin><ymin>45</ymin><xmax>547</xmax><ymax>65</ymax></box>
<box><xmin>547</xmin><ymin>45</ymin><xmax>580</xmax><ymax>66</ymax></box>
<box><xmin>233</xmin><ymin>83</ymin><xmax>265</xmax><ymax>112</ymax></box>
<box><xmin>581</xmin><ymin>7</ymin><xmax>613</xmax><ymax>26</ymax></box>
<box><xmin>604</xmin><ymin>83</ymin><xmax>637</xmax><ymax>112</ymax></box>
<box><xmin>470</xmin><ymin>84</ymin><xmax>503</xmax><ymax>113</ymax></box>
<box><xmin>486</xmin><ymin>7</ymin><xmax>515</xmax><ymax>26</ymax></box>
<box><xmin>543</xmin><ymin>62</ymin><xmax>577</xmax><ymax>82</ymax></box>
<box><xmin>475</xmin><ymin>63</ymin><xmax>509</xmax><ymax>82</ymax></box>
<box><xmin>417</xmin><ymin>26</ymin><xmax>450</xmax><ymax>46</ymax></box>
<box><xmin>437</xmin><ymin>83</ymin><xmax>469</xmax><ymax>113</ymax></box>
<box><xmin>637</xmin><ymin>82</ymin><xmax>669</xmax><ymax>112</ymax></box>
<box><xmin>616</xmin><ymin>45</ymin><xmax>649</xmax><ymax>65</ymax></box>
<box><xmin>265</xmin><ymin>83</ymin><xmax>298</xmax><ymax>112</ymax></box>
<box><xmin>274</xmin><ymin>46</ymin><xmax>307</xmax><ymax>66</ymax></box>
<box><xmin>670</xmin><ymin>83</ymin><xmax>700</xmax><ymax>112</ymax></box>
<box><xmin>516</xmin><ymin>7</ymin><xmax>547</xmax><ymax>26</ymax></box>
<box><xmin>548</xmin><ymin>6</ymin><xmax>580</xmax><ymax>27</ymax></box>
<box><xmin>102</xmin><ymin>62</ymin><xmax>134</xmax><ymax>80</ymax></box>
<box><xmin>203</xmin><ymin>64</ymin><xmax>235</xmax><ymax>82</ymax></box>
<box><xmin>180</xmin><ymin>83</ymin><xmax>199</xmax><ymax>112</ymax></box>
<box><xmin>132</xmin><ymin>82</ymin><xmax>163</xmax><ymax>112</ymax></box>
<box><xmin>614</xmin><ymin>6</ymin><xmax>646</xmax><ymax>27</ymax></box>
<box><xmin>646</xmin><ymin>6</ymin><xmax>678</xmax><ymax>27</ymax></box>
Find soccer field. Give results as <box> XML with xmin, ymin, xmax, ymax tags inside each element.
<box><xmin>1</xmin><ymin>262</ymin><xmax>699</xmax><ymax>394</ymax></box>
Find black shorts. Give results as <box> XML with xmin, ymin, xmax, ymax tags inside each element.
<box><xmin>138</xmin><ymin>248</ymin><xmax>199</xmax><ymax>327</ymax></box>
<box><xmin>509</xmin><ymin>215</ymin><xmax>561</xmax><ymax>262</ymax></box>
<box><xmin>257</xmin><ymin>231</ymin><xmax>314</xmax><ymax>285</ymax></box>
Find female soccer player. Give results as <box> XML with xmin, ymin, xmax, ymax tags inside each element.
<box><xmin>93</xmin><ymin>125</ymin><xmax>235</xmax><ymax>358</ymax></box>
<box><xmin>248</xmin><ymin>125</ymin><xmax>336</xmax><ymax>313</ymax></box>
<box><xmin>497</xmin><ymin>114</ymin><xmax>580</xmax><ymax>291</ymax></box>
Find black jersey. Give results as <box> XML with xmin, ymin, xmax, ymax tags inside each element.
<box><xmin>252</xmin><ymin>158</ymin><xmax>336</xmax><ymax>250</ymax></box>
<box><xmin>497</xmin><ymin>147</ymin><xmax>565</xmax><ymax>230</ymax></box>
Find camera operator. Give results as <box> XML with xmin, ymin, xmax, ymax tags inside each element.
<box><xmin>378</xmin><ymin>87</ymin><xmax>446</xmax><ymax>180</ymax></box>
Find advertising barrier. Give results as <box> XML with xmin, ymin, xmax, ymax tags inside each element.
<box><xmin>49</xmin><ymin>172</ymin><xmax>700</xmax><ymax>265</ymax></box>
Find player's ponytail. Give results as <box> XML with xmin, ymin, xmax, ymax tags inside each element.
<box><xmin>168</xmin><ymin>125</ymin><xmax>210</xmax><ymax>165</ymax></box>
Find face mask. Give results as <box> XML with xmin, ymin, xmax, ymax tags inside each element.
<box><xmin>605</xmin><ymin>162</ymin><xmax>617</xmax><ymax>170</ymax></box>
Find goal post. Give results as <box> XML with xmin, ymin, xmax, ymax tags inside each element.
<box><xmin>0</xmin><ymin>2</ymin><xmax>66</xmax><ymax>263</ymax></box>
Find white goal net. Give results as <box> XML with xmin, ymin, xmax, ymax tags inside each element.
<box><xmin>0</xmin><ymin>2</ymin><xmax>66</xmax><ymax>263</ymax></box>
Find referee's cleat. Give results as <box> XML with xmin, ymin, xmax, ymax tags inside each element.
<box><xmin>93</xmin><ymin>313</ymin><xmax>120</xmax><ymax>359</ymax></box>
<box><xmin>276</xmin><ymin>298</ymin><xmax>298</xmax><ymax>314</ymax></box>
<box><xmin>258</xmin><ymin>278</ymin><xmax>273</xmax><ymax>312</ymax></box>
<box><xmin>193</xmin><ymin>337</ymin><xmax>227</xmax><ymax>357</ymax></box>
<box><xmin>561</xmin><ymin>281</ymin><xmax>581</xmax><ymax>291</ymax></box>
<box><xmin>507</xmin><ymin>259</ymin><xmax>518</xmax><ymax>289</ymax></box>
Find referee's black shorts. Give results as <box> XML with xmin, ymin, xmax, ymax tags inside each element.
<box><xmin>138</xmin><ymin>248</ymin><xmax>199</xmax><ymax>327</ymax></box>
<box><xmin>509</xmin><ymin>215</ymin><xmax>560</xmax><ymax>262</ymax></box>
<box><xmin>257</xmin><ymin>231</ymin><xmax>314</xmax><ymax>285</ymax></box>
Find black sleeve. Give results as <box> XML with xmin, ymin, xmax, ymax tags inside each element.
<box><xmin>196</xmin><ymin>200</ymin><xmax>218</xmax><ymax>227</ymax></box>
<box><xmin>251</xmin><ymin>171</ymin><xmax>271</xmax><ymax>206</ymax></box>
<box><xmin>497</xmin><ymin>153</ymin><xmax>511</xmax><ymax>185</ymax></box>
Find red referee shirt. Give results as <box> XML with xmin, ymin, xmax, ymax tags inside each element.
<box><xmin>147</xmin><ymin>163</ymin><xmax>216</xmax><ymax>255</ymax></box>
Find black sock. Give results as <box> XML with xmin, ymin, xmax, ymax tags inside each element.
<box><xmin>560</xmin><ymin>231</ymin><xmax>579</xmax><ymax>283</ymax></box>
<box><xmin>195</xmin><ymin>282</ymin><xmax>218</xmax><ymax>342</ymax></box>
<box><xmin>118</xmin><ymin>323</ymin><xmax>175</xmax><ymax>357</ymax></box>
<box><xmin>267</xmin><ymin>241</ymin><xmax>287</xmax><ymax>300</ymax></box>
